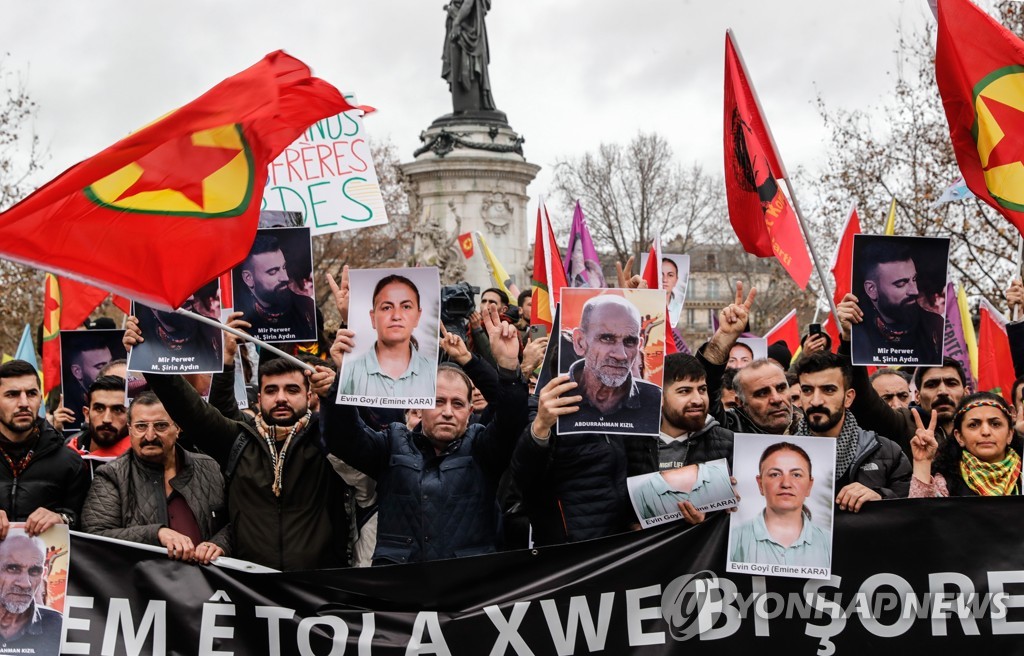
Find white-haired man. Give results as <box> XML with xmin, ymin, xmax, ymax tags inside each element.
<box><xmin>563</xmin><ymin>294</ymin><xmax>661</xmax><ymax>435</ymax></box>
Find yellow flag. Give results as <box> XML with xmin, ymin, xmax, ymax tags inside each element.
<box><xmin>958</xmin><ymin>284</ymin><xmax>979</xmax><ymax>380</ymax></box>
<box><xmin>475</xmin><ymin>232</ymin><xmax>520</xmax><ymax>305</ymax></box>
<box><xmin>883</xmin><ymin>198</ymin><xmax>897</xmax><ymax>235</ymax></box>
<box><xmin>0</xmin><ymin>354</ymin><xmax>11</xmax><ymax>364</ymax></box>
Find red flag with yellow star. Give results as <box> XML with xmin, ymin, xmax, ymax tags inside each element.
<box><xmin>937</xmin><ymin>0</ymin><xmax>1024</xmax><ymax>235</ymax></box>
<box><xmin>0</xmin><ymin>51</ymin><xmax>357</xmax><ymax>310</ymax></box>
<box><xmin>457</xmin><ymin>232</ymin><xmax>475</xmax><ymax>259</ymax></box>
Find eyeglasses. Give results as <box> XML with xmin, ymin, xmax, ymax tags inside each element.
<box><xmin>129</xmin><ymin>421</ymin><xmax>174</xmax><ymax>435</ymax></box>
<box><xmin>3</xmin><ymin>563</ymin><xmax>43</xmax><ymax>577</ymax></box>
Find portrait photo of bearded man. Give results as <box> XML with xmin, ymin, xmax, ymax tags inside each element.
<box><xmin>233</xmin><ymin>228</ymin><xmax>317</xmax><ymax>343</ymax></box>
<box><xmin>557</xmin><ymin>291</ymin><xmax>664</xmax><ymax>437</ymax></box>
<box><xmin>850</xmin><ymin>235</ymin><xmax>950</xmax><ymax>367</ymax></box>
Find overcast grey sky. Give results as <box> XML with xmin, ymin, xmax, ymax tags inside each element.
<box><xmin>3</xmin><ymin>0</ymin><xmax>937</xmax><ymax>216</ymax></box>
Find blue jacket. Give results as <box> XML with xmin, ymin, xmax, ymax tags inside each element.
<box><xmin>322</xmin><ymin>356</ymin><xmax>527</xmax><ymax>564</ymax></box>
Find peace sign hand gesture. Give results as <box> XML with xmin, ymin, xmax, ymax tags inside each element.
<box><xmin>910</xmin><ymin>408</ymin><xmax>939</xmax><ymax>464</ymax></box>
<box><xmin>718</xmin><ymin>281</ymin><xmax>756</xmax><ymax>339</ymax></box>
<box><xmin>439</xmin><ymin>323</ymin><xmax>472</xmax><ymax>366</ymax></box>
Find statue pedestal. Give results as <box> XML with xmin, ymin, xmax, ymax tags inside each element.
<box><xmin>401</xmin><ymin>120</ymin><xmax>541</xmax><ymax>290</ymax></box>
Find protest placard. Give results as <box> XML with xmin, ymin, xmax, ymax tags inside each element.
<box><xmin>850</xmin><ymin>235</ymin><xmax>951</xmax><ymax>367</ymax></box>
<box><xmin>59</xmin><ymin>330</ymin><xmax>126</xmax><ymax>433</ymax></box>
<box><xmin>127</xmin><ymin>281</ymin><xmax>224</xmax><ymax>375</ymax></box>
<box><xmin>640</xmin><ymin>252</ymin><xmax>691</xmax><ymax>327</ymax></box>
<box><xmin>728</xmin><ymin>433</ymin><xmax>836</xmax><ymax>580</ymax></box>
<box><xmin>261</xmin><ymin>98</ymin><xmax>388</xmax><ymax>235</ymax></box>
<box><xmin>231</xmin><ymin>227</ymin><xmax>318</xmax><ymax>343</ymax></box>
<box><xmin>337</xmin><ymin>267</ymin><xmax>440</xmax><ymax>409</ymax></box>
<box><xmin>628</xmin><ymin>458</ymin><xmax>737</xmax><ymax>529</ymax></box>
<box><xmin>557</xmin><ymin>288</ymin><xmax>665</xmax><ymax>437</ymax></box>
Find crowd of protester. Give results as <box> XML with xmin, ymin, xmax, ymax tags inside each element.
<box><xmin>0</xmin><ymin>267</ymin><xmax>1021</xmax><ymax>572</ymax></box>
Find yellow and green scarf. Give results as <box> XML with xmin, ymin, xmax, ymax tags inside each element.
<box><xmin>960</xmin><ymin>449</ymin><xmax>1022</xmax><ymax>496</ymax></box>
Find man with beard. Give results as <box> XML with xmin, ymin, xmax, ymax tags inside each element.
<box><xmin>653</xmin><ymin>353</ymin><xmax>735</xmax><ymax>525</ymax></box>
<box><xmin>837</xmin><ymin>293</ymin><xmax>969</xmax><ymax>457</ymax></box>
<box><xmin>851</xmin><ymin>240</ymin><xmax>943</xmax><ymax>365</ymax></box>
<box><xmin>562</xmin><ymin>294</ymin><xmax>661</xmax><ymax>435</ymax></box>
<box><xmin>0</xmin><ymin>360</ymin><xmax>89</xmax><ymax>536</ymax></box>
<box><xmin>123</xmin><ymin>319</ymin><xmax>345</xmax><ymax>570</ymax></box>
<box><xmin>793</xmin><ymin>351</ymin><xmax>911</xmax><ymax>512</ymax></box>
<box><xmin>65</xmin><ymin>376</ymin><xmax>131</xmax><ymax>475</ymax></box>
<box><xmin>0</xmin><ymin>535</ymin><xmax>61</xmax><ymax>654</ymax></box>
<box><xmin>237</xmin><ymin>234</ymin><xmax>316</xmax><ymax>342</ymax></box>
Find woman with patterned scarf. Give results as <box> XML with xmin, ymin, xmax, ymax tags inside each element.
<box><xmin>909</xmin><ymin>391</ymin><xmax>1023</xmax><ymax>497</ymax></box>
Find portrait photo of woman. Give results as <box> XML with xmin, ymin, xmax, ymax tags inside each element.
<box><xmin>728</xmin><ymin>435</ymin><xmax>836</xmax><ymax>577</ymax></box>
<box><xmin>338</xmin><ymin>267</ymin><xmax>440</xmax><ymax>408</ymax></box>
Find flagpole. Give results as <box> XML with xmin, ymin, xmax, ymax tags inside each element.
<box><xmin>175</xmin><ymin>309</ymin><xmax>317</xmax><ymax>373</ymax></box>
<box><xmin>1016</xmin><ymin>234</ymin><xmax>1023</xmax><ymax>321</ymax></box>
<box><xmin>729</xmin><ymin>29</ymin><xmax>840</xmax><ymax>328</ymax></box>
<box><xmin>782</xmin><ymin>180</ymin><xmax>841</xmax><ymax>327</ymax></box>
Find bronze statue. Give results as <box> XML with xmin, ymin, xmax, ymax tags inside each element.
<box><xmin>442</xmin><ymin>0</ymin><xmax>496</xmax><ymax>113</ymax></box>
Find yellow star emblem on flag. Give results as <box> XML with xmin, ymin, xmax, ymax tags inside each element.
<box><xmin>973</xmin><ymin>67</ymin><xmax>1024</xmax><ymax>210</ymax></box>
<box><xmin>84</xmin><ymin>124</ymin><xmax>254</xmax><ymax>217</ymax></box>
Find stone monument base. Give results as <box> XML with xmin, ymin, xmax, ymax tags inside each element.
<box><xmin>401</xmin><ymin>118</ymin><xmax>540</xmax><ymax>290</ymax></box>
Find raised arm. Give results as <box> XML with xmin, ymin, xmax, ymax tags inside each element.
<box><xmin>837</xmin><ymin>294</ymin><xmax>918</xmax><ymax>450</ymax></box>
<box><xmin>464</xmin><ymin>307</ymin><xmax>528</xmax><ymax>474</ymax></box>
<box><xmin>702</xmin><ymin>281</ymin><xmax>756</xmax><ymax>421</ymax></box>
<box><xmin>321</xmin><ymin>328</ymin><xmax>391</xmax><ymax>478</ymax></box>
<box><xmin>125</xmin><ymin>316</ymin><xmax>241</xmax><ymax>467</ymax></box>
<box><xmin>207</xmin><ymin>312</ymin><xmax>251</xmax><ymax>423</ymax></box>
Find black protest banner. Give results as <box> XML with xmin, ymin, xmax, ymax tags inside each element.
<box><xmin>66</xmin><ymin>498</ymin><xmax>1024</xmax><ymax>655</ymax></box>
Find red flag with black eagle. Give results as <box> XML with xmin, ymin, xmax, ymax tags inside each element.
<box><xmin>723</xmin><ymin>30</ymin><xmax>813</xmax><ymax>289</ymax></box>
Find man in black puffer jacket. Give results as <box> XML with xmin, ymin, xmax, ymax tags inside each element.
<box><xmin>0</xmin><ymin>360</ymin><xmax>89</xmax><ymax>536</ymax></box>
<box><xmin>627</xmin><ymin>353</ymin><xmax>737</xmax><ymax>526</ymax></box>
<box><xmin>792</xmin><ymin>351</ymin><xmax>911</xmax><ymax>511</ymax></box>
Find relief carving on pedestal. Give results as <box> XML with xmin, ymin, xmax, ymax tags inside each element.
<box><xmin>410</xmin><ymin>200</ymin><xmax>466</xmax><ymax>284</ymax></box>
<box><xmin>481</xmin><ymin>191</ymin><xmax>512</xmax><ymax>236</ymax></box>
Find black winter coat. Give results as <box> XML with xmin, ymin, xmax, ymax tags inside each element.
<box><xmin>0</xmin><ymin>420</ymin><xmax>89</xmax><ymax>527</ymax></box>
<box><xmin>837</xmin><ymin>426</ymin><xmax>912</xmax><ymax>498</ymax></box>
<box><xmin>629</xmin><ymin>417</ymin><xmax>736</xmax><ymax>474</ymax></box>
<box><xmin>145</xmin><ymin>373</ymin><xmax>347</xmax><ymax>571</ymax></box>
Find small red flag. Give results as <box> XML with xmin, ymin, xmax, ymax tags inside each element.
<box><xmin>723</xmin><ymin>31</ymin><xmax>813</xmax><ymax>289</ymax></box>
<box><xmin>530</xmin><ymin>204</ymin><xmax>569</xmax><ymax>329</ymax></box>
<box><xmin>764</xmin><ymin>309</ymin><xmax>800</xmax><ymax>355</ymax></box>
<box><xmin>936</xmin><ymin>0</ymin><xmax>1024</xmax><ymax>238</ymax></box>
<box><xmin>457</xmin><ymin>232</ymin><xmax>475</xmax><ymax>259</ymax></box>
<box><xmin>824</xmin><ymin>204</ymin><xmax>861</xmax><ymax>350</ymax></box>
<box><xmin>0</xmin><ymin>51</ymin><xmax>357</xmax><ymax>310</ymax></box>
<box><xmin>978</xmin><ymin>298</ymin><xmax>1015</xmax><ymax>403</ymax></box>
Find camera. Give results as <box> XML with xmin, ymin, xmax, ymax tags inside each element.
<box><xmin>440</xmin><ymin>282</ymin><xmax>480</xmax><ymax>346</ymax></box>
